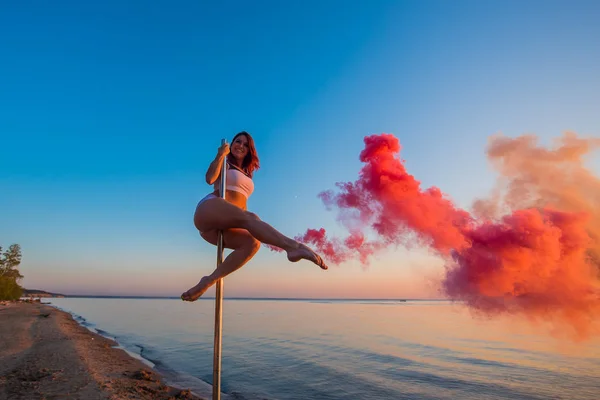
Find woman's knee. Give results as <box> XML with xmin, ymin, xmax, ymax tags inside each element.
<box><xmin>238</xmin><ymin>236</ymin><xmax>261</xmax><ymax>257</ymax></box>
<box><xmin>247</xmin><ymin>237</ymin><xmax>261</xmax><ymax>254</ymax></box>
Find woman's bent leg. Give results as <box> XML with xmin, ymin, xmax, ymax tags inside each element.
<box><xmin>182</xmin><ymin>229</ymin><xmax>261</xmax><ymax>301</ymax></box>
<box><xmin>194</xmin><ymin>198</ymin><xmax>328</xmax><ymax>269</ymax></box>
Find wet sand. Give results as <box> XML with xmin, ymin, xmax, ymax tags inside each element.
<box><xmin>0</xmin><ymin>301</ymin><xmax>205</xmax><ymax>400</ymax></box>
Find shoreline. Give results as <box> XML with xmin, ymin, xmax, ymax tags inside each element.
<box><xmin>44</xmin><ymin>301</ymin><xmax>221</xmax><ymax>399</ymax></box>
<box><xmin>0</xmin><ymin>301</ymin><xmax>205</xmax><ymax>400</ymax></box>
<box><xmin>46</xmin><ymin>303</ymin><xmax>157</xmax><ymax>369</ymax></box>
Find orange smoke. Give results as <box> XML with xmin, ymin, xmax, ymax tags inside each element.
<box><xmin>289</xmin><ymin>132</ymin><xmax>600</xmax><ymax>340</ymax></box>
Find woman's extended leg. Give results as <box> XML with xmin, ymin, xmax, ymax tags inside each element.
<box><xmin>181</xmin><ymin>228</ymin><xmax>260</xmax><ymax>301</ymax></box>
<box><xmin>194</xmin><ymin>198</ymin><xmax>328</xmax><ymax>270</ymax></box>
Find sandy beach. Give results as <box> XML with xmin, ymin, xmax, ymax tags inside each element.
<box><xmin>0</xmin><ymin>301</ymin><xmax>204</xmax><ymax>400</ymax></box>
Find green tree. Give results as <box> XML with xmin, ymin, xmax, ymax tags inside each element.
<box><xmin>0</xmin><ymin>244</ymin><xmax>23</xmax><ymax>300</ymax></box>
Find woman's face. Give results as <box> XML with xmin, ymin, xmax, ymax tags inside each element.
<box><xmin>231</xmin><ymin>134</ymin><xmax>249</xmax><ymax>161</ymax></box>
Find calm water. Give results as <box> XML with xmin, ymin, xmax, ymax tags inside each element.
<box><xmin>47</xmin><ymin>298</ymin><xmax>600</xmax><ymax>400</ymax></box>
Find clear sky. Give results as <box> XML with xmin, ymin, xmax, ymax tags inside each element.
<box><xmin>2</xmin><ymin>0</ymin><xmax>599</xmax><ymax>298</ymax></box>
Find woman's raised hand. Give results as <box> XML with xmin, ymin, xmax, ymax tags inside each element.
<box><xmin>217</xmin><ymin>142</ymin><xmax>230</xmax><ymax>157</ymax></box>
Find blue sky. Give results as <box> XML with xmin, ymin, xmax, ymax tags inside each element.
<box><xmin>1</xmin><ymin>0</ymin><xmax>599</xmax><ymax>298</ymax></box>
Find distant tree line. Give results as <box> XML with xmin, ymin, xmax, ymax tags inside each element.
<box><xmin>0</xmin><ymin>244</ymin><xmax>23</xmax><ymax>300</ymax></box>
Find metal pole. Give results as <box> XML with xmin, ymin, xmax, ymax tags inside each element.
<box><xmin>212</xmin><ymin>138</ymin><xmax>227</xmax><ymax>400</ymax></box>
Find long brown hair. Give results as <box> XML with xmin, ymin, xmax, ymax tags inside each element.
<box><xmin>227</xmin><ymin>131</ymin><xmax>260</xmax><ymax>177</ymax></box>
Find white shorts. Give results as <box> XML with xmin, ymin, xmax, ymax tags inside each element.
<box><xmin>196</xmin><ymin>193</ymin><xmax>217</xmax><ymax>209</ymax></box>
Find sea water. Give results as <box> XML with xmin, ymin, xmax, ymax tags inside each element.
<box><xmin>47</xmin><ymin>298</ymin><xmax>600</xmax><ymax>400</ymax></box>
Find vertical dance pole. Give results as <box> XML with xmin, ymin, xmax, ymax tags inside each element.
<box><xmin>212</xmin><ymin>138</ymin><xmax>227</xmax><ymax>400</ymax></box>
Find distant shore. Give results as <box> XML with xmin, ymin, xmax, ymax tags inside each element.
<box><xmin>0</xmin><ymin>301</ymin><xmax>204</xmax><ymax>400</ymax></box>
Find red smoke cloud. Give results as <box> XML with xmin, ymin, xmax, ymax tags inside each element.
<box><xmin>273</xmin><ymin>132</ymin><xmax>600</xmax><ymax>340</ymax></box>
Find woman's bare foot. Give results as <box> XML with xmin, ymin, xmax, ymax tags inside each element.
<box><xmin>181</xmin><ymin>276</ymin><xmax>214</xmax><ymax>302</ymax></box>
<box><xmin>287</xmin><ymin>243</ymin><xmax>328</xmax><ymax>270</ymax></box>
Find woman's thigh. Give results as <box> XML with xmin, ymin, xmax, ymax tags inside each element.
<box><xmin>200</xmin><ymin>228</ymin><xmax>257</xmax><ymax>250</ymax></box>
<box><xmin>194</xmin><ymin>197</ymin><xmax>258</xmax><ymax>233</ymax></box>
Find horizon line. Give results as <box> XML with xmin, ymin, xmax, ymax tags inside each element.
<box><xmin>24</xmin><ymin>294</ymin><xmax>447</xmax><ymax>301</ymax></box>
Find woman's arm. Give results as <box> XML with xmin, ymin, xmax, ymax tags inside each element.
<box><xmin>205</xmin><ymin>143</ymin><xmax>229</xmax><ymax>184</ymax></box>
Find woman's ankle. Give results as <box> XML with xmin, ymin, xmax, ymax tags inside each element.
<box><xmin>283</xmin><ymin>239</ymin><xmax>301</xmax><ymax>253</ymax></box>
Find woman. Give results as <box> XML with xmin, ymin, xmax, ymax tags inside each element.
<box><xmin>181</xmin><ymin>131</ymin><xmax>328</xmax><ymax>301</ymax></box>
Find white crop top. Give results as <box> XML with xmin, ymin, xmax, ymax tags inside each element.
<box><xmin>222</xmin><ymin>163</ymin><xmax>254</xmax><ymax>198</ymax></box>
